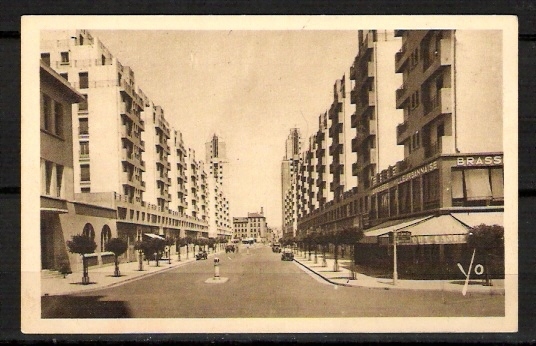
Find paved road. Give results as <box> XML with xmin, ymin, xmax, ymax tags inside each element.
<box><xmin>42</xmin><ymin>246</ymin><xmax>504</xmax><ymax>318</ymax></box>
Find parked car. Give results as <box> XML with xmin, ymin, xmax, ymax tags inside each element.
<box><xmin>225</xmin><ymin>244</ymin><xmax>235</xmax><ymax>253</ymax></box>
<box><xmin>281</xmin><ymin>248</ymin><xmax>294</xmax><ymax>261</ymax></box>
<box><xmin>272</xmin><ymin>244</ymin><xmax>281</xmax><ymax>253</ymax></box>
<box><xmin>196</xmin><ymin>250</ymin><xmax>208</xmax><ymax>260</ymax></box>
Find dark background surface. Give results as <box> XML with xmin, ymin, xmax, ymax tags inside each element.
<box><xmin>1</xmin><ymin>0</ymin><xmax>535</xmax><ymax>343</ymax></box>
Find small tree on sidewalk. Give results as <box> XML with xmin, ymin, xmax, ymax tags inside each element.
<box><xmin>339</xmin><ymin>227</ymin><xmax>364</xmax><ymax>280</ymax></box>
<box><xmin>66</xmin><ymin>234</ymin><xmax>97</xmax><ymax>285</ymax></box>
<box><xmin>150</xmin><ymin>238</ymin><xmax>166</xmax><ymax>267</ymax></box>
<box><xmin>467</xmin><ymin>224</ymin><xmax>504</xmax><ymax>286</ymax></box>
<box><xmin>105</xmin><ymin>237</ymin><xmax>128</xmax><ymax>277</ymax></box>
<box><xmin>134</xmin><ymin>239</ymin><xmax>153</xmax><ymax>269</ymax></box>
<box><xmin>317</xmin><ymin>231</ymin><xmax>329</xmax><ymax>267</ymax></box>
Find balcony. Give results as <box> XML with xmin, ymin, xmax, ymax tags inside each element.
<box><xmin>368</xmin><ymin>90</ymin><xmax>376</xmax><ymax>106</ymax></box>
<box><xmin>350</xmin><ymin>64</ymin><xmax>356</xmax><ymax>80</ymax></box>
<box><xmin>424</xmin><ymin>88</ymin><xmax>452</xmax><ymax>117</ymax></box>
<box><xmin>396</xmin><ymin>85</ymin><xmax>406</xmax><ymax>107</ymax></box>
<box><xmin>350</xmin><ymin>89</ymin><xmax>357</xmax><ymax>104</ymax></box>
<box><xmin>351</xmin><ymin>137</ymin><xmax>360</xmax><ymax>152</ymax></box>
<box><xmin>394</xmin><ymin>30</ymin><xmax>404</xmax><ymax>37</ymax></box>
<box><xmin>396</xmin><ymin>121</ymin><xmax>409</xmax><ymax>144</ymax></box>
<box><xmin>139</xmin><ymin>140</ymin><xmax>145</xmax><ymax>152</ymax></box>
<box><xmin>121</xmin><ymin>125</ymin><xmax>133</xmax><ymax>142</ymax></box>
<box><xmin>423</xmin><ymin>37</ymin><xmax>452</xmax><ymax>73</ymax></box>
<box><xmin>424</xmin><ymin>135</ymin><xmax>455</xmax><ymax>158</ymax></box>
<box><xmin>352</xmin><ymin>162</ymin><xmax>360</xmax><ymax>176</ymax></box>
<box><xmin>351</xmin><ymin>112</ymin><xmax>358</xmax><ymax>128</ymax></box>
<box><xmin>367</xmin><ymin>61</ymin><xmax>375</xmax><ymax>78</ymax></box>
<box><xmin>140</xmin><ymin>160</ymin><xmax>146</xmax><ymax>171</ymax></box>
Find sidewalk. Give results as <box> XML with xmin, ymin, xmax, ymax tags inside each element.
<box><xmin>41</xmin><ymin>250</ymin><xmax>223</xmax><ymax>297</ymax></box>
<box><xmin>293</xmin><ymin>252</ymin><xmax>505</xmax><ymax>295</ymax></box>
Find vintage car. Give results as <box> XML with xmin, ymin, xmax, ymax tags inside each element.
<box><xmin>272</xmin><ymin>243</ymin><xmax>281</xmax><ymax>253</ymax></box>
<box><xmin>195</xmin><ymin>250</ymin><xmax>208</xmax><ymax>260</ymax></box>
<box><xmin>225</xmin><ymin>244</ymin><xmax>236</xmax><ymax>253</ymax></box>
<box><xmin>281</xmin><ymin>248</ymin><xmax>294</xmax><ymax>261</ymax></box>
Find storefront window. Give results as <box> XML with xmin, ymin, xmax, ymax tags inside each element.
<box><xmin>450</xmin><ymin>168</ymin><xmax>503</xmax><ymax>207</ymax></box>
<box><xmin>399</xmin><ymin>181</ymin><xmax>411</xmax><ymax>214</ymax></box>
<box><xmin>412</xmin><ymin>177</ymin><xmax>422</xmax><ymax>211</ymax></box>
<box><xmin>423</xmin><ymin>170</ymin><xmax>440</xmax><ymax>210</ymax></box>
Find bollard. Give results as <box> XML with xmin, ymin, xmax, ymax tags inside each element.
<box><xmin>214</xmin><ymin>257</ymin><xmax>220</xmax><ymax>280</ymax></box>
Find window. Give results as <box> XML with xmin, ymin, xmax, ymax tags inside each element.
<box><xmin>60</xmin><ymin>52</ymin><xmax>70</xmax><ymax>64</ymax></box>
<box><xmin>412</xmin><ymin>177</ymin><xmax>422</xmax><ymax>211</ymax></box>
<box><xmin>42</xmin><ymin>93</ymin><xmax>52</xmax><ymax>131</ymax></box>
<box><xmin>79</xmin><ymin>94</ymin><xmax>88</xmax><ymax>111</ymax></box>
<box><xmin>423</xmin><ymin>170</ymin><xmax>440</xmax><ymax>210</ymax></box>
<box><xmin>81</xmin><ymin>187</ymin><xmax>91</xmax><ymax>193</ymax></box>
<box><xmin>82</xmin><ymin>223</ymin><xmax>95</xmax><ymax>240</ymax></box>
<box><xmin>45</xmin><ymin>161</ymin><xmax>53</xmax><ymax>195</ymax></box>
<box><xmin>465</xmin><ymin>169</ymin><xmax>492</xmax><ymax>201</ymax></box>
<box><xmin>490</xmin><ymin>168</ymin><xmax>504</xmax><ymax>200</ymax></box>
<box><xmin>81</xmin><ymin>164</ymin><xmax>90</xmax><ymax>182</ymax></box>
<box><xmin>41</xmin><ymin>53</ymin><xmax>50</xmax><ymax>66</ymax></box>
<box><xmin>79</xmin><ymin>72</ymin><xmax>88</xmax><ymax>89</ymax></box>
<box><xmin>80</xmin><ymin>142</ymin><xmax>89</xmax><ymax>157</ymax></box>
<box><xmin>59</xmin><ymin>73</ymin><xmax>68</xmax><ymax>80</ymax></box>
<box><xmin>56</xmin><ymin>165</ymin><xmax>63</xmax><ymax>197</ymax></box>
<box><xmin>79</xmin><ymin>118</ymin><xmax>88</xmax><ymax>135</ymax></box>
<box><xmin>54</xmin><ymin>102</ymin><xmax>64</xmax><ymax>137</ymax></box>
<box><xmin>101</xmin><ymin>225</ymin><xmax>112</xmax><ymax>252</ymax></box>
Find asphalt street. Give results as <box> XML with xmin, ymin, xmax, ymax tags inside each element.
<box><xmin>42</xmin><ymin>246</ymin><xmax>504</xmax><ymax>318</ymax></box>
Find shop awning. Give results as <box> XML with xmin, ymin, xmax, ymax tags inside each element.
<box><xmin>144</xmin><ymin>233</ymin><xmax>166</xmax><ymax>240</ymax></box>
<box><xmin>360</xmin><ymin>216</ymin><xmax>433</xmax><ymax>244</ymax></box>
<box><xmin>450</xmin><ymin>211</ymin><xmax>504</xmax><ymax>228</ymax></box>
<box><xmin>378</xmin><ymin>214</ymin><xmax>472</xmax><ymax>245</ymax></box>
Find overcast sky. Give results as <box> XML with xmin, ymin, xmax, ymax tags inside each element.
<box><xmin>84</xmin><ymin>30</ymin><xmax>358</xmax><ymax>228</ymax></box>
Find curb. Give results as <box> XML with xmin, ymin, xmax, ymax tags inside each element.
<box><xmin>43</xmin><ymin>251</ymin><xmax>224</xmax><ymax>297</ymax></box>
<box><xmin>294</xmin><ymin>259</ymin><xmax>353</xmax><ymax>287</ymax></box>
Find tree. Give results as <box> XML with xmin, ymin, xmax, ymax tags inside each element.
<box><xmin>338</xmin><ymin>227</ymin><xmax>364</xmax><ymax>279</ymax></box>
<box><xmin>134</xmin><ymin>239</ymin><xmax>152</xmax><ymax>269</ymax></box>
<box><xmin>316</xmin><ymin>231</ymin><xmax>330</xmax><ymax>267</ymax></box>
<box><xmin>66</xmin><ymin>234</ymin><xmax>97</xmax><ymax>284</ymax></box>
<box><xmin>467</xmin><ymin>224</ymin><xmax>504</xmax><ymax>286</ymax></box>
<box><xmin>105</xmin><ymin>237</ymin><xmax>128</xmax><ymax>277</ymax></box>
<box><xmin>150</xmin><ymin>238</ymin><xmax>166</xmax><ymax>267</ymax></box>
<box><xmin>208</xmin><ymin>237</ymin><xmax>216</xmax><ymax>253</ymax></box>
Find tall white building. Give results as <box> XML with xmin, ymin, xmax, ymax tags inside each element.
<box><xmin>40</xmin><ymin>29</ymin><xmax>209</xmax><ymax>262</ymax></box>
<box><xmin>205</xmin><ymin>134</ymin><xmax>232</xmax><ymax>238</ymax></box>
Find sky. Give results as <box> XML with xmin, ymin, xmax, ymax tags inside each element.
<box><xmin>85</xmin><ymin>30</ymin><xmax>358</xmax><ymax>229</ymax></box>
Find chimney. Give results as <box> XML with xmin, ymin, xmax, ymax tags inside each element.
<box><xmin>261</xmin><ymin>207</ymin><xmax>264</xmax><ymax>215</ymax></box>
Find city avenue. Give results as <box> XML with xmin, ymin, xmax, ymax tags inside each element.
<box><xmin>42</xmin><ymin>245</ymin><xmax>504</xmax><ymax>319</ymax></box>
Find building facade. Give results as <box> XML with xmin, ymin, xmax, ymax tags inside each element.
<box><xmin>41</xmin><ymin>29</ymin><xmax>211</xmax><ymax>268</ymax></box>
<box><xmin>40</xmin><ymin>60</ymin><xmax>117</xmax><ymax>273</ymax></box>
<box><xmin>294</xmin><ymin>30</ymin><xmax>504</xmax><ymax>270</ymax></box>
<box><xmin>281</xmin><ymin>128</ymin><xmax>301</xmax><ymax>238</ymax></box>
<box><xmin>233</xmin><ymin>208</ymin><xmax>268</xmax><ymax>242</ymax></box>
<box><xmin>205</xmin><ymin>134</ymin><xmax>232</xmax><ymax>238</ymax></box>
<box><xmin>351</xmin><ymin>30</ymin><xmax>404</xmax><ymax>192</ymax></box>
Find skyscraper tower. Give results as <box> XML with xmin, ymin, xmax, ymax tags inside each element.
<box><xmin>205</xmin><ymin>134</ymin><xmax>231</xmax><ymax>238</ymax></box>
<box><xmin>281</xmin><ymin>128</ymin><xmax>301</xmax><ymax>237</ymax></box>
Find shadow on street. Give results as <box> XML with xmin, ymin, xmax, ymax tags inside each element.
<box><xmin>42</xmin><ymin>295</ymin><xmax>132</xmax><ymax>318</ymax></box>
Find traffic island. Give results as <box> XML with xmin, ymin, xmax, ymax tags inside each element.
<box><xmin>204</xmin><ymin>277</ymin><xmax>229</xmax><ymax>284</ymax></box>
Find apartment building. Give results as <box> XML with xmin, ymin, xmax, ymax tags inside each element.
<box><xmin>351</xmin><ymin>30</ymin><xmax>404</xmax><ymax>191</ymax></box>
<box><xmin>281</xmin><ymin>128</ymin><xmax>301</xmax><ymax>237</ymax></box>
<box><xmin>40</xmin><ymin>60</ymin><xmax>117</xmax><ymax>272</ymax></box>
<box><xmin>41</xmin><ymin>30</ymin><xmax>209</xmax><ymax>263</ymax></box>
<box><xmin>297</xmin><ymin>30</ymin><xmax>504</xmax><ymax>269</ymax></box>
<box><xmin>232</xmin><ymin>208</ymin><xmax>268</xmax><ymax>242</ymax></box>
<box><xmin>205</xmin><ymin>134</ymin><xmax>232</xmax><ymax>238</ymax></box>
<box><xmin>329</xmin><ymin>74</ymin><xmax>356</xmax><ymax>201</ymax></box>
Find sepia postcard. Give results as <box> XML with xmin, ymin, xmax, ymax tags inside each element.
<box><xmin>21</xmin><ymin>15</ymin><xmax>518</xmax><ymax>334</ymax></box>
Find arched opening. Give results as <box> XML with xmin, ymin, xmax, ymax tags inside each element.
<box><xmin>101</xmin><ymin>225</ymin><xmax>112</xmax><ymax>252</ymax></box>
<box><xmin>82</xmin><ymin>223</ymin><xmax>95</xmax><ymax>240</ymax></box>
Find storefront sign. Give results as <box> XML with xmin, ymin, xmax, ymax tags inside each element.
<box><xmin>371</xmin><ymin>161</ymin><xmax>438</xmax><ymax>194</ymax></box>
<box><xmin>456</xmin><ymin>155</ymin><xmax>502</xmax><ymax>167</ymax></box>
<box><xmin>397</xmin><ymin>231</ymin><xmax>412</xmax><ymax>243</ymax></box>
